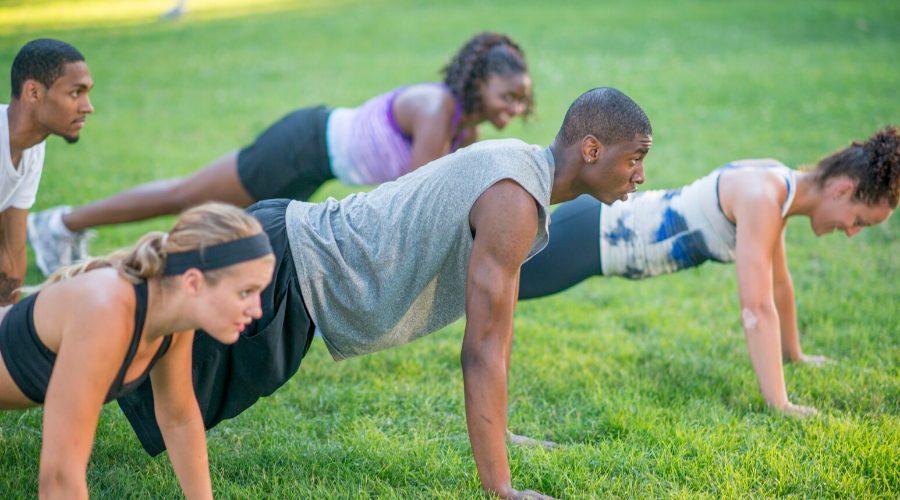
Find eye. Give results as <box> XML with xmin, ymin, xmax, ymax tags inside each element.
<box><xmin>240</xmin><ymin>290</ymin><xmax>250</xmax><ymax>298</ymax></box>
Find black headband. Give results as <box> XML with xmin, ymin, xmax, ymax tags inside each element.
<box><xmin>164</xmin><ymin>233</ymin><xmax>273</xmax><ymax>275</ymax></box>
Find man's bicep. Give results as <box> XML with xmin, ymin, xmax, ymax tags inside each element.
<box><xmin>469</xmin><ymin>179</ymin><xmax>540</xmax><ymax>271</ymax></box>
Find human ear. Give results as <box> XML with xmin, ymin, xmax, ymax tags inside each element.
<box><xmin>181</xmin><ymin>268</ymin><xmax>205</xmax><ymax>297</ymax></box>
<box><xmin>832</xmin><ymin>179</ymin><xmax>856</xmax><ymax>201</ymax></box>
<box><xmin>582</xmin><ymin>135</ymin><xmax>603</xmax><ymax>164</ymax></box>
<box><xmin>21</xmin><ymin>80</ymin><xmax>42</xmax><ymax>103</ymax></box>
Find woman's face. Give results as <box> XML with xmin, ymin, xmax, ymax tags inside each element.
<box><xmin>810</xmin><ymin>182</ymin><xmax>894</xmax><ymax>237</ymax></box>
<box><xmin>192</xmin><ymin>256</ymin><xmax>275</xmax><ymax>344</ymax></box>
<box><xmin>476</xmin><ymin>71</ymin><xmax>532</xmax><ymax>130</ymax></box>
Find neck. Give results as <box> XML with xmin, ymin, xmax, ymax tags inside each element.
<box><xmin>548</xmin><ymin>139</ymin><xmax>584</xmax><ymax>204</ymax></box>
<box><xmin>456</xmin><ymin>112</ymin><xmax>481</xmax><ymax>132</ymax></box>
<box><xmin>6</xmin><ymin>99</ymin><xmax>51</xmax><ymax>157</ymax></box>
<box><xmin>142</xmin><ymin>278</ymin><xmax>199</xmax><ymax>341</ymax></box>
<box><xmin>785</xmin><ymin>170</ymin><xmax>821</xmax><ymax>218</ymax></box>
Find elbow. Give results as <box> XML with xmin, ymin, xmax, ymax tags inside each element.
<box><xmin>154</xmin><ymin>398</ymin><xmax>202</xmax><ymax>431</ymax></box>
<box><xmin>740</xmin><ymin>303</ymin><xmax>776</xmax><ymax>334</ymax></box>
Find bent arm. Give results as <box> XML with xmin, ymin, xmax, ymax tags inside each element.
<box><xmin>0</xmin><ymin>208</ymin><xmax>28</xmax><ymax>304</ymax></box>
<box><xmin>464</xmin><ymin>180</ymin><xmax>555</xmax><ymax>500</ymax></box>
<box><xmin>150</xmin><ymin>330</ymin><xmax>213</xmax><ymax>500</ymax></box>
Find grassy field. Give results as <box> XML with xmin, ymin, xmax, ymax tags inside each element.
<box><xmin>1</xmin><ymin>0</ymin><xmax>899</xmax><ymax>498</ymax></box>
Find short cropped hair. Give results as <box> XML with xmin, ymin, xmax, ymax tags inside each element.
<box><xmin>11</xmin><ymin>39</ymin><xmax>85</xmax><ymax>98</ymax></box>
<box><xmin>556</xmin><ymin>87</ymin><xmax>652</xmax><ymax>147</ymax></box>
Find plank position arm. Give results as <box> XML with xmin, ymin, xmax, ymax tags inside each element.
<box><xmin>0</xmin><ymin>207</ymin><xmax>28</xmax><ymax>304</ymax></box>
<box><xmin>771</xmin><ymin>230</ymin><xmax>830</xmax><ymax>366</ymax></box>
<box><xmin>149</xmin><ymin>329</ymin><xmax>214</xmax><ymax>500</ymax></box>
<box><xmin>733</xmin><ymin>182</ymin><xmax>816</xmax><ymax>417</ymax></box>
<box><xmin>463</xmin><ymin>179</ymin><xmax>556</xmax><ymax>500</ymax></box>
<box><xmin>38</xmin><ymin>296</ymin><xmax>135</xmax><ymax>500</ymax></box>
<box><xmin>729</xmin><ymin>160</ymin><xmax>827</xmax><ymax>367</ymax></box>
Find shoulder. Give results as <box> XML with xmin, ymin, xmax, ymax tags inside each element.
<box><xmin>471</xmin><ymin>179</ymin><xmax>539</xmax><ymax>230</ymax></box>
<box><xmin>49</xmin><ymin>268</ymin><xmax>137</xmax><ymax>319</ymax></box>
<box><xmin>465</xmin><ymin>138</ymin><xmax>534</xmax><ymax>156</ymax></box>
<box><xmin>720</xmin><ymin>163</ymin><xmax>788</xmax><ymax>205</ymax></box>
<box><xmin>395</xmin><ymin>83</ymin><xmax>456</xmax><ymax>117</ymax></box>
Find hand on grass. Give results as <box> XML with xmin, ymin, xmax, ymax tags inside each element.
<box><xmin>506</xmin><ymin>429</ymin><xmax>558</xmax><ymax>449</ymax></box>
<box><xmin>797</xmin><ymin>353</ymin><xmax>833</xmax><ymax>367</ymax></box>
<box><xmin>781</xmin><ymin>402</ymin><xmax>818</xmax><ymax>418</ymax></box>
<box><xmin>506</xmin><ymin>488</ymin><xmax>559</xmax><ymax>500</ymax></box>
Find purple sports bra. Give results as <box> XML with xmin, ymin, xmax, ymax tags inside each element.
<box><xmin>326</xmin><ymin>83</ymin><xmax>470</xmax><ymax>185</ymax></box>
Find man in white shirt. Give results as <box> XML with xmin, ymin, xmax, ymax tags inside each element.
<box><xmin>1</xmin><ymin>39</ymin><xmax>94</xmax><ymax>304</ymax></box>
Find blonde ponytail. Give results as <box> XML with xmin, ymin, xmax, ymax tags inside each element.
<box><xmin>34</xmin><ymin>203</ymin><xmax>265</xmax><ymax>291</ymax></box>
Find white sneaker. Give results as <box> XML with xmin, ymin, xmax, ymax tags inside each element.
<box><xmin>26</xmin><ymin>206</ymin><xmax>86</xmax><ymax>277</ymax></box>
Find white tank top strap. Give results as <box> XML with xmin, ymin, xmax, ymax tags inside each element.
<box><xmin>769</xmin><ymin>165</ymin><xmax>797</xmax><ymax>218</ymax></box>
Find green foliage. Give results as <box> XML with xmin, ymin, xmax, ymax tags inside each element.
<box><xmin>1</xmin><ymin>0</ymin><xmax>898</xmax><ymax>498</ymax></box>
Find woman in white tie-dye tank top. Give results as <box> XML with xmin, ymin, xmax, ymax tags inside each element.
<box><xmin>518</xmin><ymin>127</ymin><xmax>899</xmax><ymax>419</ymax></box>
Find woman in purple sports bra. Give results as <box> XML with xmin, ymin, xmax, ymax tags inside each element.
<box><xmin>29</xmin><ymin>32</ymin><xmax>534</xmax><ymax>276</ymax></box>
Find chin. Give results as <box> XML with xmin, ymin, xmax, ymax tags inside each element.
<box><xmin>63</xmin><ymin>134</ymin><xmax>80</xmax><ymax>144</ymax></box>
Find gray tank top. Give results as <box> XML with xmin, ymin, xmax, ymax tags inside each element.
<box><xmin>286</xmin><ymin>138</ymin><xmax>554</xmax><ymax>360</ymax></box>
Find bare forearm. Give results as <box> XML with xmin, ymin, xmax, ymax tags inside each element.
<box><xmin>773</xmin><ymin>281</ymin><xmax>801</xmax><ymax>362</ymax></box>
<box><xmin>0</xmin><ymin>208</ymin><xmax>28</xmax><ymax>304</ymax></box>
<box><xmin>0</xmin><ymin>270</ymin><xmax>22</xmax><ymax>304</ymax></box>
<box><xmin>0</xmin><ymin>248</ymin><xmax>26</xmax><ymax>304</ymax></box>
<box><xmin>462</xmin><ymin>346</ymin><xmax>511</xmax><ymax>497</ymax></box>
<box><xmin>159</xmin><ymin>415</ymin><xmax>213</xmax><ymax>500</ymax></box>
<box><xmin>742</xmin><ymin>305</ymin><xmax>789</xmax><ymax>408</ymax></box>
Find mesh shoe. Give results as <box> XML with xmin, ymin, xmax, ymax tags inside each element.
<box><xmin>71</xmin><ymin>228</ymin><xmax>96</xmax><ymax>263</ymax></box>
<box><xmin>26</xmin><ymin>206</ymin><xmax>84</xmax><ymax>277</ymax></box>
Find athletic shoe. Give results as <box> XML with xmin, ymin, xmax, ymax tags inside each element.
<box><xmin>27</xmin><ymin>206</ymin><xmax>84</xmax><ymax>277</ymax></box>
<box><xmin>72</xmin><ymin>228</ymin><xmax>96</xmax><ymax>263</ymax></box>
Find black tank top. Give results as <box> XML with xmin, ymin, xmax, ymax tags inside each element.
<box><xmin>0</xmin><ymin>281</ymin><xmax>172</xmax><ymax>404</ymax></box>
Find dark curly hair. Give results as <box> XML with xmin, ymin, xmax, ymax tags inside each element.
<box><xmin>812</xmin><ymin>126</ymin><xmax>900</xmax><ymax>208</ymax></box>
<box><xmin>11</xmin><ymin>39</ymin><xmax>84</xmax><ymax>98</ymax></box>
<box><xmin>442</xmin><ymin>32</ymin><xmax>533</xmax><ymax>120</ymax></box>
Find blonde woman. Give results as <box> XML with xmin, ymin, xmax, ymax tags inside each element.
<box><xmin>0</xmin><ymin>203</ymin><xmax>275</xmax><ymax>500</ymax></box>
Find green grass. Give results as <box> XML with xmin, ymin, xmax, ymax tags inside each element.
<box><xmin>1</xmin><ymin>0</ymin><xmax>899</xmax><ymax>497</ymax></box>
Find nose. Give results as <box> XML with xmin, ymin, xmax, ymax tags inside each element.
<box><xmin>632</xmin><ymin>165</ymin><xmax>645</xmax><ymax>185</ymax></box>
<box><xmin>846</xmin><ymin>226</ymin><xmax>863</xmax><ymax>238</ymax></box>
<box><xmin>247</xmin><ymin>295</ymin><xmax>264</xmax><ymax>319</ymax></box>
<box><xmin>81</xmin><ymin>95</ymin><xmax>95</xmax><ymax>114</ymax></box>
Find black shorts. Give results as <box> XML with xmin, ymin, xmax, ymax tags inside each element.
<box><xmin>237</xmin><ymin>106</ymin><xmax>334</xmax><ymax>202</ymax></box>
<box><xmin>118</xmin><ymin>199</ymin><xmax>316</xmax><ymax>456</ymax></box>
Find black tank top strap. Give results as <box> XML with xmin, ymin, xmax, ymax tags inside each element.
<box><xmin>104</xmin><ymin>280</ymin><xmax>150</xmax><ymax>403</ymax></box>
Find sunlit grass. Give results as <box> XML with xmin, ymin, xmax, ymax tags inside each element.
<box><xmin>0</xmin><ymin>0</ymin><xmax>351</xmax><ymax>32</ymax></box>
<box><xmin>0</xmin><ymin>0</ymin><xmax>898</xmax><ymax>498</ymax></box>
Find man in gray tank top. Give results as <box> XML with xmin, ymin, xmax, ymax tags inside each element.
<box><xmin>283</xmin><ymin>87</ymin><xmax>653</xmax><ymax>499</ymax></box>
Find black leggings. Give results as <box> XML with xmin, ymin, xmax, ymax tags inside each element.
<box><xmin>518</xmin><ymin>195</ymin><xmax>603</xmax><ymax>300</ymax></box>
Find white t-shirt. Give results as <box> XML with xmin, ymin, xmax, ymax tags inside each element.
<box><xmin>1</xmin><ymin>104</ymin><xmax>46</xmax><ymax>213</ymax></box>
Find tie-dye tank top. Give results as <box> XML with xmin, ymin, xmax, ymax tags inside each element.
<box><xmin>326</xmin><ymin>83</ymin><xmax>470</xmax><ymax>185</ymax></box>
<box><xmin>599</xmin><ymin>163</ymin><xmax>796</xmax><ymax>279</ymax></box>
